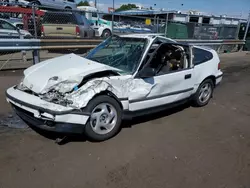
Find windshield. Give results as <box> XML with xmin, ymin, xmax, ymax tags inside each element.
<box><xmin>78</xmin><ymin>12</ymin><xmax>91</xmax><ymax>26</ymax></box>
<box><xmin>86</xmin><ymin>36</ymin><xmax>147</xmax><ymax>74</ymax></box>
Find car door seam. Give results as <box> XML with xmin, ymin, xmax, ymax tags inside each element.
<box><xmin>129</xmin><ymin>88</ymin><xmax>194</xmax><ymax>103</ymax></box>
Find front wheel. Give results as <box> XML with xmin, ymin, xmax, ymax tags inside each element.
<box><xmin>84</xmin><ymin>95</ymin><xmax>122</xmax><ymax>141</ymax></box>
<box><xmin>192</xmin><ymin>79</ymin><xmax>214</xmax><ymax>107</ymax></box>
<box><xmin>101</xmin><ymin>29</ymin><xmax>111</xmax><ymax>38</ymax></box>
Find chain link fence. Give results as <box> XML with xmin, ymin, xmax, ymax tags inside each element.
<box><xmin>0</xmin><ymin>2</ymin><xmax>246</xmax><ymax>70</ymax></box>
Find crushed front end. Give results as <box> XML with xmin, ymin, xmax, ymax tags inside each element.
<box><xmin>6</xmin><ymin>85</ymin><xmax>90</xmax><ymax>134</ymax></box>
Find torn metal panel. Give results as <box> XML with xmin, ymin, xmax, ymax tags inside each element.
<box><xmin>64</xmin><ymin>76</ymin><xmax>154</xmax><ymax>109</ymax></box>
<box><xmin>65</xmin><ymin>76</ymin><xmax>130</xmax><ymax>108</ymax></box>
<box><xmin>37</xmin><ymin>72</ymin><xmax>154</xmax><ymax>110</ymax></box>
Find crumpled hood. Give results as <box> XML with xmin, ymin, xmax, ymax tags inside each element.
<box><xmin>23</xmin><ymin>53</ymin><xmax>120</xmax><ymax>94</ymax></box>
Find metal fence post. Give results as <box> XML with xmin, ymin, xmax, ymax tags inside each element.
<box><xmin>235</xmin><ymin>23</ymin><xmax>241</xmax><ymax>39</ymax></box>
<box><xmin>32</xmin><ymin>5</ymin><xmax>40</xmax><ymax>64</ymax></box>
<box><xmin>165</xmin><ymin>13</ymin><xmax>169</xmax><ymax>37</ymax></box>
<box><xmin>111</xmin><ymin>0</ymin><xmax>114</xmax><ymax>35</ymax></box>
<box><xmin>156</xmin><ymin>16</ymin><xmax>159</xmax><ymax>33</ymax></box>
<box><xmin>32</xmin><ymin>5</ymin><xmax>38</xmax><ymax>38</ymax></box>
<box><xmin>32</xmin><ymin>50</ymin><xmax>40</xmax><ymax>64</ymax></box>
<box><xmin>243</xmin><ymin>11</ymin><xmax>250</xmax><ymax>41</ymax></box>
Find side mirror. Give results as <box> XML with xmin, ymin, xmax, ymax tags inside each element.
<box><xmin>138</xmin><ymin>67</ymin><xmax>155</xmax><ymax>78</ymax></box>
<box><xmin>15</xmin><ymin>26</ymin><xmax>20</xmax><ymax>32</ymax></box>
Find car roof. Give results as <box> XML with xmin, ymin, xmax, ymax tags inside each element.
<box><xmin>119</xmin><ymin>34</ymin><xmax>179</xmax><ymax>44</ymax></box>
<box><xmin>119</xmin><ymin>33</ymin><xmax>163</xmax><ymax>38</ymax></box>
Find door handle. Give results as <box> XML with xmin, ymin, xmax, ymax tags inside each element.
<box><xmin>185</xmin><ymin>74</ymin><xmax>192</xmax><ymax>79</ymax></box>
<box><xmin>56</xmin><ymin>27</ymin><xmax>63</xmax><ymax>30</ymax></box>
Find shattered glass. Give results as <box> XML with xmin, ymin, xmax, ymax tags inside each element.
<box><xmin>86</xmin><ymin>36</ymin><xmax>147</xmax><ymax>74</ymax></box>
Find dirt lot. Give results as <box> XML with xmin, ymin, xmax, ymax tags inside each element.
<box><xmin>0</xmin><ymin>52</ymin><xmax>250</xmax><ymax>188</ymax></box>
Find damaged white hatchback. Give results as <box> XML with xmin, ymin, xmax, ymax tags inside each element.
<box><xmin>6</xmin><ymin>34</ymin><xmax>223</xmax><ymax>141</ymax></box>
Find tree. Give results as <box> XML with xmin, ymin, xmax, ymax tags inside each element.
<box><xmin>115</xmin><ymin>4</ymin><xmax>138</xmax><ymax>12</ymax></box>
<box><xmin>77</xmin><ymin>0</ymin><xmax>90</xmax><ymax>6</ymax></box>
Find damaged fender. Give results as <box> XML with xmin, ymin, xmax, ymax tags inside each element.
<box><xmin>64</xmin><ymin>76</ymin><xmax>155</xmax><ymax>109</ymax></box>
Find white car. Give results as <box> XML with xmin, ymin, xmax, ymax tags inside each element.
<box><xmin>0</xmin><ymin>18</ymin><xmax>32</xmax><ymax>38</ymax></box>
<box><xmin>6</xmin><ymin>34</ymin><xmax>223</xmax><ymax>141</ymax></box>
<box><xmin>130</xmin><ymin>25</ymin><xmax>152</xmax><ymax>33</ymax></box>
<box><xmin>28</xmin><ymin>0</ymin><xmax>77</xmax><ymax>9</ymax></box>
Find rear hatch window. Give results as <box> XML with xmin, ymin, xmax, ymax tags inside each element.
<box><xmin>43</xmin><ymin>13</ymin><xmax>77</xmax><ymax>24</ymax></box>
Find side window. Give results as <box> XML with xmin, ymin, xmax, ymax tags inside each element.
<box><xmin>0</xmin><ymin>20</ymin><xmax>15</xmax><ymax>30</ymax></box>
<box><xmin>193</xmin><ymin>47</ymin><xmax>213</xmax><ymax>65</ymax></box>
<box><xmin>16</xmin><ymin>24</ymin><xmax>23</xmax><ymax>29</ymax></box>
<box><xmin>141</xmin><ymin>43</ymin><xmax>187</xmax><ymax>76</ymax></box>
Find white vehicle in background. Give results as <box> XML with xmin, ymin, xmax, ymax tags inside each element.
<box><xmin>0</xmin><ymin>0</ymin><xmax>29</xmax><ymax>6</ymax></box>
<box><xmin>6</xmin><ymin>34</ymin><xmax>223</xmax><ymax>141</ymax></box>
<box><xmin>0</xmin><ymin>18</ymin><xmax>32</xmax><ymax>38</ymax></box>
<box><xmin>27</xmin><ymin>0</ymin><xmax>77</xmax><ymax>9</ymax></box>
<box><xmin>77</xmin><ymin>6</ymin><xmax>112</xmax><ymax>38</ymax></box>
<box><xmin>130</xmin><ymin>25</ymin><xmax>152</xmax><ymax>33</ymax></box>
<box><xmin>7</xmin><ymin>18</ymin><xmax>24</xmax><ymax>29</ymax></box>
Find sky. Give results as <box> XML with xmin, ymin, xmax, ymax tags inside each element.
<box><xmin>86</xmin><ymin>0</ymin><xmax>250</xmax><ymax>18</ymax></box>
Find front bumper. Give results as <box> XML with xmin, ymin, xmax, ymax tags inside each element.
<box><xmin>6</xmin><ymin>86</ymin><xmax>90</xmax><ymax>134</ymax></box>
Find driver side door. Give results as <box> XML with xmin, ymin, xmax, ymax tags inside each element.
<box><xmin>128</xmin><ymin>43</ymin><xmax>195</xmax><ymax>111</ymax></box>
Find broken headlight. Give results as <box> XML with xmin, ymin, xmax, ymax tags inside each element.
<box><xmin>16</xmin><ymin>76</ymin><xmax>28</xmax><ymax>91</ymax></box>
<box><xmin>40</xmin><ymin>90</ymin><xmax>73</xmax><ymax>107</ymax></box>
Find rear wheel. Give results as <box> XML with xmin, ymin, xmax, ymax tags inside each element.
<box><xmin>84</xmin><ymin>95</ymin><xmax>122</xmax><ymax>141</ymax></box>
<box><xmin>30</xmin><ymin>1</ymin><xmax>40</xmax><ymax>7</ymax></box>
<box><xmin>192</xmin><ymin>79</ymin><xmax>214</xmax><ymax>107</ymax></box>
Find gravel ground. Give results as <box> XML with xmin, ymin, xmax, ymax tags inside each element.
<box><xmin>0</xmin><ymin>52</ymin><xmax>250</xmax><ymax>188</ymax></box>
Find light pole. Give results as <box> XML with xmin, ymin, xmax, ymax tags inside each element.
<box><xmin>164</xmin><ymin>2</ymin><xmax>183</xmax><ymax>37</ymax></box>
<box><xmin>243</xmin><ymin>11</ymin><xmax>250</xmax><ymax>41</ymax></box>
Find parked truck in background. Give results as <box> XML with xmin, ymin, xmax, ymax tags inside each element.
<box><xmin>77</xmin><ymin>6</ymin><xmax>112</xmax><ymax>38</ymax></box>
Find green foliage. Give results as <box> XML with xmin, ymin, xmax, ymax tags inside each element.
<box><xmin>115</xmin><ymin>4</ymin><xmax>138</xmax><ymax>12</ymax></box>
<box><xmin>77</xmin><ymin>0</ymin><xmax>90</xmax><ymax>6</ymax></box>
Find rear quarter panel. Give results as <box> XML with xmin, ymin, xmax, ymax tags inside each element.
<box><xmin>192</xmin><ymin>47</ymin><xmax>221</xmax><ymax>94</ymax></box>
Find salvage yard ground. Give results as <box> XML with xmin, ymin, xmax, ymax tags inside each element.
<box><xmin>0</xmin><ymin>52</ymin><xmax>250</xmax><ymax>188</ymax></box>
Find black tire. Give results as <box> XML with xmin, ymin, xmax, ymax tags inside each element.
<box><xmin>192</xmin><ymin>79</ymin><xmax>214</xmax><ymax>107</ymax></box>
<box><xmin>84</xmin><ymin>95</ymin><xmax>122</xmax><ymax>141</ymax></box>
<box><xmin>101</xmin><ymin>29</ymin><xmax>111</xmax><ymax>38</ymax></box>
<box><xmin>30</xmin><ymin>1</ymin><xmax>40</xmax><ymax>6</ymax></box>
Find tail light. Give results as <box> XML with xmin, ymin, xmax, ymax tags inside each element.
<box><xmin>218</xmin><ymin>62</ymin><xmax>221</xmax><ymax>70</ymax></box>
<box><xmin>76</xmin><ymin>25</ymin><xmax>80</xmax><ymax>36</ymax></box>
<box><xmin>41</xmin><ymin>25</ymin><xmax>44</xmax><ymax>36</ymax></box>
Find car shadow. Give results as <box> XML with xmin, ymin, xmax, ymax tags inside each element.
<box><xmin>27</xmin><ymin>123</ymin><xmax>87</xmax><ymax>145</ymax></box>
<box><xmin>122</xmin><ymin>102</ymin><xmax>191</xmax><ymax>128</ymax></box>
<box><xmin>26</xmin><ymin>102</ymin><xmax>191</xmax><ymax>145</ymax></box>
